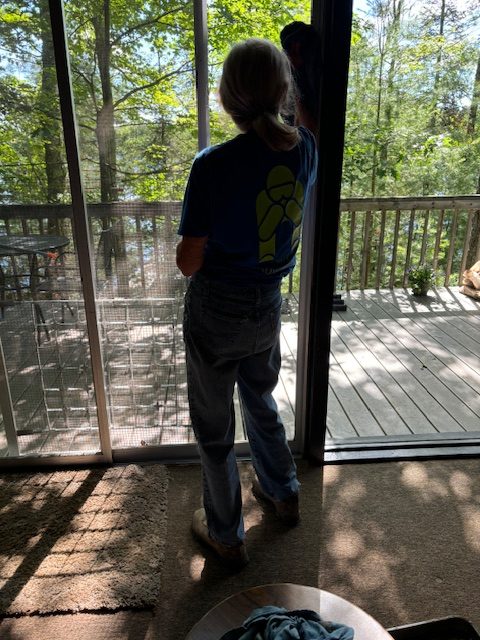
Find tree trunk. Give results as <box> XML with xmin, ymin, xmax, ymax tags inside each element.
<box><xmin>370</xmin><ymin>34</ymin><xmax>385</xmax><ymax>197</ymax></box>
<box><xmin>371</xmin><ymin>0</ymin><xmax>403</xmax><ymax>196</ymax></box>
<box><xmin>92</xmin><ymin>0</ymin><xmax>128</xmax><ymax>294</ymax></box>
<box><xmin>465</xmin><ymin>59</ymin><xmax>480</xmax><ymax>267</ymax></box>
<box><xmin>39</xmin><ymin>0</ymin><xmax>66</xmax><ymax>209</ymax></box>
<box><xmin>380</xmin><ymin>0</ymin><xmax>402</xmax><ymax>174</ymax></box>
<box><xmin>429</xmin><ymin>0</ymin><xmax>446</xmax><ymax>131</ymax></box>
<box><xmin>93</xmin><ymin>0</ymin><xmax>117</xmax><ymax>204</ymax></box>
<box><xmin>467</xmin><ymin>52</ymin><xmax>480</xmax><ymax>136</ymax></box>
<box><xmin>466</xmin><ymin>211</ymin><xmax>480</xmax><ymax>268</ymax></box>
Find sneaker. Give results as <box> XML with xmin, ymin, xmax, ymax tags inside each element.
<box><xmin>191</xmin><ymin>508</ymin><xmax>249</xmax><ymax>569</ymax></box>
<box><xmin>252</xmin><ymin>479</ymin><xmax>300</xmax><ymax>526</ymax></box>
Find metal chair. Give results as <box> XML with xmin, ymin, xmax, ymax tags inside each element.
<box><xmin>33</xmin><ymin>233</ymin><xmax>118</xmax><ymax>339</ymax></box>
<box><xmin>0</xmin><ymin>260</ymin><xmax>34</xmax><ymax>318</ymax></box>
<box><xmin>0</xmin><ymin>256</ymin><xmax>51</xmax><ymax>342</ymax></box>
<box><xmin>33</xmin><ymin>250</ymin><xmax>78</xmax><ymax>329</ymax></box>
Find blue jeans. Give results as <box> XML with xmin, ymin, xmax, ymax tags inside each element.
<box><xmin>183</xmin><ymin>273</ymin><xmax>299</xmax><ymax>546</ymax></box>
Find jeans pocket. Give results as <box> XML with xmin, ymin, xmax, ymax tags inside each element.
<box><xmin>201</xmin><ymin>305</ymin><xmax>246</xmax><ymax>342</ymax></box>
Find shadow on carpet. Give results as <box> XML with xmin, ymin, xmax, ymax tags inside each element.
<box><xmin>0</xmin><ymin>464</ymin><xmax>169</xmax><ymax>616</ymax></box>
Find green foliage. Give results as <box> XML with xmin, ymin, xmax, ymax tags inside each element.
<box><xmin>408</xmin><ymin>263</ymin><xmax>436</xmax><ymax>295</ymax></box>
<box><xmin>342</xmin><ymin>1</ymin><xmax>480</xmax><ymax>198</ymax></box>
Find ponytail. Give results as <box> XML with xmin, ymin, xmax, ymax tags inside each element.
<box><xmin>251</xmin><ymin>113</ymin><xmax>299</xmax><ymax>152</ymax></box>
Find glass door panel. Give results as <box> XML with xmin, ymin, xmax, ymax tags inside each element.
<box><xmin>0</xmin><ymin>0</ymin><xmax>101</xmax><ymax>459</ymax></box>
<box><xmin>327</xmin><ymin>0</ymin><xmax>480</xmax><ymax>450</ymax></box>
<box><xmin>207</xmin><ymin>0</ymin><xmax>311</xmax><ymax>448</ymax></box>
<box><xmin>64</xmin><ymin>0</ymin><xmax>196</xmax><ymax>450</ymax></box>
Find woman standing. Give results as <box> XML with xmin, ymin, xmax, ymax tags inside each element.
<box><xmin>177</xmin><ymin>38</ymin><xmax>317</xmax><ymax>569</ymax></box>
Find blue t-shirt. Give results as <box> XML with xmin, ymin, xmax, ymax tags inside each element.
<box><xmin>178</xmin><ymin>126</ymin><xmax>317</xmax><ymax>285</ymax></box>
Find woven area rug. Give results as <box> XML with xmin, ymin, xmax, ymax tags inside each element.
<box><xmin>0</xmin><ymin>464</ymin><xmax>169</xmax><ymax>616</ymax></box>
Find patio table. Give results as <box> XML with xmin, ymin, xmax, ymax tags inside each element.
<box><xmin>0</xmin><ymin>234</ymin><xmax>70</xmax><ymax>339</ymax></box>
<box><xmin>0</xmin><ymin>234</ymin><xmax>70</xmax><ymax>301</ymax></box>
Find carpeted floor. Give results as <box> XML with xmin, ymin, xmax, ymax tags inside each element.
<box><xmin>0</xmin><ymin>464</ymin><xmax>169</xmax><ymax>615</ymax></box>
<box><xmin>0</xmin><ymin>457</ymin><xmax>479</xmax><ymax>639</ymax></box>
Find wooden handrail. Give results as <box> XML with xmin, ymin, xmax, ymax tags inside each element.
<box><xmin>339</xmin><ymin>195</ymin><xmax>480</xmax><ymax>211</ymax></box>
<box><xmin>338</xmin><ymin>204</ymin><xmax>479</xmax><ymax>291</ymax></box>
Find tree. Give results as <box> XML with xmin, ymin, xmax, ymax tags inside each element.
<box><xmin>466</xmin><ymin>50</ymin><xmax>480</xmax><ymax>267</ymax></box>
<box><xmin>1</xmin><ymin>0</ymin><xmax>480</xmax><ymax>210</ymax></box>
<box><xmin>342</xmin><ymin>0</ymin><xmax>480</xmax><ymax>198</ymax></box>
<box><xmin>38</xmin><ymin>0</ymin><xmax>66</xmax><ymax>205</ymax></box>
<box><xmin>0</xmin><ymin>2</ymin><xmax>67</xmax><ymax>205</ymax></box>
<box><xmin>64</xmin><ymin>0</ymin><xmax>195</xmax><ymax>202</ymax></box>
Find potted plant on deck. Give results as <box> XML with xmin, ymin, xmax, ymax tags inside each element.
<box><xmin>408</xmin><ymin>264</ymin><xmax>435</xmax><ymax>296</ymax></box>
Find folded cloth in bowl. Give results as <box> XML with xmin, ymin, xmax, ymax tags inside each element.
<box><xmin>220</xmin><ymin>605</ymin><xmax>355</xmax><ymax>640</ymax></box>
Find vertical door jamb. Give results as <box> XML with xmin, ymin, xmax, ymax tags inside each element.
<box><xmin>48</xmin><ymin>0</ymin><xmax>113</xmax><ymax>463</ymax></box>
<box><xmin>194</xmin><ymin>0</ymin><xmax>210</xmax><ymax>151</ymax></box>
<box><xmin>298</xmin><ymin>0</ymin><xmax>354</xmax><ymax>462</ymax></box>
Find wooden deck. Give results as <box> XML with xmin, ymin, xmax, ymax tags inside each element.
<box><xmin>0</xmin><ymin>286</ymin><xmax>479</xmax><ymax>458</ymax></box>
<box><xmin>325</xmin><ymin>287</ymin><xmax>480</xmax><ymax>441</ymax></box>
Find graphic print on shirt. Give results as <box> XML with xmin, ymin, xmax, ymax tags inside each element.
<box><xmin>256</xmin><ymin>165</ymin><xmax>305</xmax><ymax>263</ymax></box>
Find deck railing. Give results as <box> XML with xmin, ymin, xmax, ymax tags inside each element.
<box><xmin>0</xmin><ymin>196</ymin><xmax>479</xmax><ymax>297</ymax></box>
<box><xmin>337</xmin><ymin>195</ymin><xmax>480</xmax><ymax>291</ymax></box>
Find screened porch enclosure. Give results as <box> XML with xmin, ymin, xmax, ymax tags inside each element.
<box><xmin>1</xmin><ymin>197</ymin><xmax>479</xmax><ymax>459</ymax></box>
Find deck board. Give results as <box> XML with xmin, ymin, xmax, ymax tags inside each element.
<box><xmin>349</xmin><ymin>294</ymin><xmax>475</xmax><ymax>433</ymax></box>
<box><xmin>326</xmin><ymin>386</ymin><xmax>357</xmax><ymax>439</ymax></box>
<box><xmin>333</xmin><ymin>316</ymin><xmax>438</xmax><ymax>435</ymax></box>
<box><xmin>1</xmin><ymin>286</ymin><xmax>479</xmax><ymax>458</ymax></box>
<box><xmin>330</xmin><ymin>323</ymin><xmax>401</xmax><ymax>435</ymax></box>
<box><xmin>384</xmin><ymin>317</ymin><xmax>480</xmax><ymax>416</ymax></box>
<box><xmin>368</xmin><ymin>289</ymin><xmax>480</xmax><ymax>430</ymax></box>
<box><xmin>331</xmin><ymin>316</ymin><xmax>416</xmax><ymax>436</ymax></box>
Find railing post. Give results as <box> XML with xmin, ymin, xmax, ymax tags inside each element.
<box><xmin>375</xmin><ymin>211</ymin><xmax>386</xmax><ymax>290</ymax></box>
<box><xmin>432</xmin><ymin>209</ymin><xmax>444</xmax><ymax>275</ymax></box>
<box><xmin>360</xmin><ymin>210</ymin><xmax>372</xmax><ymax>289</ymax></box>
<box><xmin>389</xmin><ymin>210</ymin><xmax>401</xmax><ymax>288</ymax></box>
<box><xmin>460</xmin><ymin>209</ymin><xmax>473</xmax><ymax>284</ymax></box>
<box><xmin>445</xmin><ymin>210</ymin><xmax>459</xmax><ymax>286</ymax></box>
<box><xmin>419</xmin><ymin>209</ymin><xmax>430</xmax><ymax>265</ymax></box>
<box><xmin>346</xmin><ymin>210</ymin><xmax>356</xmax><ymax>291</ymax></box>
<box><xmin>403</xmin><ymin>209</ymin><xmax>416</xmax><ymax>286</ymax></box>
<box><xmin>135</xmin><ymin>216</ymin><xmax>146</xmax><ymax>293</ymax></box>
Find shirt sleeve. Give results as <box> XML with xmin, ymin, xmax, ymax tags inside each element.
<box><xmin>178</xmin><ymin>153</ymin><xmax>212</xmax><ymax>237</ymax></box>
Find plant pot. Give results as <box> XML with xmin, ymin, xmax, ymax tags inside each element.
<box><xmin>412</xmin><ymin>286</ymin><xmax>429</xmax><ymax>296</ymax></box>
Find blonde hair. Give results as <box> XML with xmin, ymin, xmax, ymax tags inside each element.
<box><xmin>219</xmin><ymin>38</ymin><xmax>299</xmax><ymax>152</ymax></box>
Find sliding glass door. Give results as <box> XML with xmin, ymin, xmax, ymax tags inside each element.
<box><xmin>0</xmin><ymin>0</ymin><xmax>103</xmax><ymax>462</ymax></box>
<box><xmin>324</xmin><ymin>0</ymin><xmax>480</xmax><ymax>459</ymax></box>
<box><xmin>1</xmin><ymin>0</ymin><xmax>359</xmax><ymax>466</ymax></box>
